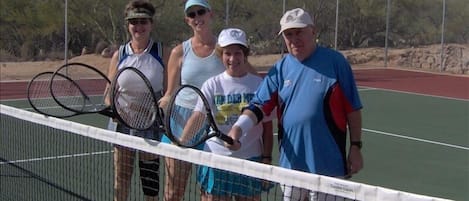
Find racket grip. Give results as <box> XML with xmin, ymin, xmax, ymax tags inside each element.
<box><xmin>219</xmin><ymin>134</ymin><xmax>234</xmax><ymax>145</ymax></box>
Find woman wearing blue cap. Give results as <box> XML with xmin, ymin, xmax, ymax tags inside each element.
<box><xmin>158</xmin><ymin>1</ymin><xmax>258</xmax><ymax>200</ymax></box>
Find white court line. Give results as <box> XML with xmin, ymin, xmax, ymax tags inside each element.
<box><xmin>358</xmin><ymin>87</ymin><xmax>377</xmax><ymax>92</ymax></box>
<box><xmin>358</xmin><ymin>85</ymin><xmax>468</xmax><ymax>102</ymax></box>
<box><xmin>0</xmin><ymin>150</ymin><xmax>113</xmax><ymax>165</ymax></box>
<box><xmin>3</xmin><ymin>130</ymin><xmax>466</xmax><ymax>166</ymax></box>
<box><xmin>272</xmin><ymin>127</ymin><xmax>468</xmax><ymax>151</ymax></box>
<box><xmin>362</xmin><ymin>128</ymin><xmax>469</xmax><ymax>151</ymax></box>
<box><xmin>356</xmin><ymin>87</ymin><xmax>468</xmax><ymax>150</ymax></box>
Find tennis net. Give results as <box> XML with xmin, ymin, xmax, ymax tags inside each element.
<box><xmin>0</xmin><ymin>104</ymin><xmax>451</xmax><ymax>201</ymax></box>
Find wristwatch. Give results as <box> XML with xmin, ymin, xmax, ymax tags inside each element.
<box><xmin>350</xmin><ymin>141</ymin><xmax>362</xmax><ymax>149</ymax></box>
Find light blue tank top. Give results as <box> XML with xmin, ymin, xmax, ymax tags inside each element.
<box><xmin>177</xmin><ymin>39</ymin><xmax>224</xmax><ymax>108</ymax></box>
<box><xmin>181</xmin><ymin>38</ymin><xmax>224</xmax><ymax>87</ymax></box>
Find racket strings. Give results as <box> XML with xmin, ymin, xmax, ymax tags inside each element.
<box><xmin>28</xmin><ymin>72</ymin><xmax>76</xmax><ymax>117</ymax></box>
<box><xmin>113</xmin><ymin>68</ymin><xmax>158</xmax><ymax>130</ymax></box>
<box><xmin>114</xmin><ymin>91</ymin><xmax>154</xmax><ymax>129</ymax></box>
<box><xmin>129</xmin><ymin>91</ymin><xmax>156</xmax><ymax>129</ymax></box>
<box><xmin>51</xmin><ymin>63</ymin><xmax>109</xmax><ymax>113</ymax></box>
<box><xmin>168</xmin><ymin>92</ymin><xmax>210</xmax><ymax>147</ymax></box>
<box><xmin>51</xmin><ymin>78</ymin><xmax>87</xmax><ymax>112</ymax></box>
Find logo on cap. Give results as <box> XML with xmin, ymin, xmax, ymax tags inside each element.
<box><xmin>230</xmin><ymin>29</ymin><xmax>243</xmax><ymax>38</ymax></box>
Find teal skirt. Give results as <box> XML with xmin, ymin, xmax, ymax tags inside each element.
<box><xmin>197</xmin><ymin>156</ymin><xmax>273</xmax><ymax>196</ymax></box>
<box><xmin>160</xmin><ymin>104</ymin><xmax>204</xmax><ymax>150</ymax></box>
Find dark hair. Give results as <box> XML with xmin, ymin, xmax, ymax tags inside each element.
<box><xmin>124</xmin><ymin>0</ymin><xmax>155</xmax><ymax>21</ymax></box>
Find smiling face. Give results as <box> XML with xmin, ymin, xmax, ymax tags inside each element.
<box><xmin>221</xmin><ymin>44</ymin><xmax>248</xmax><ymax>77</ymax></box>
<box><xmin>127</xmin><ymin>18</ymin><xmax>152</xmax><ymax>41</ymax></box>
<box><xmin>184</xmin><ymin>6</ymin><xmax>212</xmax><ymax>32</ymax></box>
<box><xmin>123</xmin><ymin>1</ymin><xmax>155</xmax><ymax>42</ymax></box>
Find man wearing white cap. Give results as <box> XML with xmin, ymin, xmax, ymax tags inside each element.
<box><xmin>226</xmin><ymin>8</ymin><xmax>363</xmax><ymax>201</ymax></box>
<box><xmin>193</xmin><ymin>28</ymin><xmax>274</xmax><ymax>201</ymax></box>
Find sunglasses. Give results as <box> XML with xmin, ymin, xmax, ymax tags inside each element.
<box><xmin>128</xmin><ymin>18</ymin><xmax>150</xmax><ymax>25</ymax></box>
<box><xmin>186</xmin><ymin>9</ymin><xmax>207</xmax><ymax>19</ymax></box>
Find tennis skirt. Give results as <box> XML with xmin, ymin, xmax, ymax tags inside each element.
<box><xmin>197</xmin><ymin>156</ymin><xmax>273</xmax><ymax>196</ymax></box>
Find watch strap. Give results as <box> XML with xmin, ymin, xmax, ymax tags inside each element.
<box><xmin>351</xmin><ymin>141</ymin><xmax>362</xmax><ymax>149</ymax></box>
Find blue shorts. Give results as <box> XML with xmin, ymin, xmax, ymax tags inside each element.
<box><xmin>197</xmin><ymin>156</ymin><xmax>273</xmax><ymax>196</ymax></box>
<box><xmin>160</xmin><ymin>105</ymin><xmax>205</xmax><ymax>150</ymax></box>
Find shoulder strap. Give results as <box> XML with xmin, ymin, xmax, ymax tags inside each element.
<box><xmin>118</xmin><ymin>41</ymin><xmax>164</xmax><ymax>68</ymax></box>
<box><xmin>149</xmin><ymin>41</ymin><xmax>164</xmax><ymax>68</ymax></box>
<box><xmin>117</xmin><ymin>44</ymin><xmax>127</xmax><ymax>66</ymax></box>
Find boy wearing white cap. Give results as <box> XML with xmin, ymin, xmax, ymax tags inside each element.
<box><xmin>226</xmin><ymin>8</ymin><xmax>363</xmax><ymax>201</ymax></box>
<box><xmin>195</xmin><ymin>28</ymin><xmax>274</xmax><ymax>201</ymax></box>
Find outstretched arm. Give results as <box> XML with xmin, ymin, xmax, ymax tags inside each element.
<box><xmin>225</xmin><ymin>105</ymin><xmax>264</xmax><ymax>150</ymax></box>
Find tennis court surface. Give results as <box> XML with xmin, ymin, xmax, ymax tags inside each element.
<box><xmin>1</xmin><ymin>68</ymin><xmax>468</xmax><ymax>200</ymax></box>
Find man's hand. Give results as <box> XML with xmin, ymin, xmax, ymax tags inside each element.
<box><xmin>347</xmin><ymin>146</ymin><xmax>363</xmax><ymax>177</ymax></box>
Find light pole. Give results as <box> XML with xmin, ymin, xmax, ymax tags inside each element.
<box><xmin>334</xmin><ymin>0</ymin><xmax>339</xmax><ymax>50</ymax></box>
<box><xmin>440</xmin><ymin>0</ymin><xmax>446</xmax><ymax>72</ymax></box>
<box><xmin>384</xmin><ymin>0</ymin><xmax>391</xmax><ymax>68</ymax></box>
<box><xmin>64</xmin><ymin>0</ymin><xmax>68</xmax><ymax>64</ymax></box>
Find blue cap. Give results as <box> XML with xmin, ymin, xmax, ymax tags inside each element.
<box><xmin>184</xmin><ymin>0</ymin><xmax>211</xmax><ymax>12</ymax></box>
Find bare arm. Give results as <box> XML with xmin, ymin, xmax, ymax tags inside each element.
<box><xmin>161</xmin><ymin>45</ymin><xmax>171</xmax><ymax>93</ymax></box>
<box><xmin>225</xmin><ymin>108</ymin><xmax>260</xmax><ymax>150</ymax></box>
<box><xmin>104</xmin><ymin>51</ymin><xmax>119</xmax><ymax>106</ymax></box>
<box><xmin>179</xmin><ymin>111</ymin><xmax>205</xmax><ymax>144</ymax></box>
<box><xmin>261</xmin><ymin>120</ymin><xmax>273</xmax><ymax>164</ymax></box>
<box><xmin>159</xmin><ymin>44</ymin><xmax>183</xmax><ymax>109</ymax></box>
<box><xmin>347</xmin><ymin>110</ymin><xmax>363</xmax><ymax>176</ymax></box>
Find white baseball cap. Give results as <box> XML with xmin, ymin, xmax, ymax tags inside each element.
<box><xmin>278</xmin><ymin>8</ymin><xmax>314</xmax><ymax>35</ymax></box>
<box><xmin>218</xmin><ymin>28</ymin><xmax>248</xmax><ymax>48</ymax></box>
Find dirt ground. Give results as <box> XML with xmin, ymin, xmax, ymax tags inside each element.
<box><xmin>0</xmin><ymin>54</ymin><xmax>284</xmax><ymax>81</ymax></box>
<box><xmin>1</xmin><ymin>45</ymin><xmax>467</xmax><ymax>81</ymax></box>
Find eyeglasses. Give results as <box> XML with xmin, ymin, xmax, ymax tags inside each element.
<box><xmin>128</xmin><ymin>18</ymin><xmax>150</xmax><ymax>25</ymax></box>
<box><xmin>186</xmin><ymin>9</ymin><xmax>207</xmax><ymax>19</ymax></box>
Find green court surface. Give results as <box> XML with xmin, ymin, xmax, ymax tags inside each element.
<box><xmin>1</xmin><ymin>87</ymin><xmax>468</xmax><ymax>201</ymax></box>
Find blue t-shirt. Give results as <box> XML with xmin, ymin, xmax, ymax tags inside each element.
<box><xmin>252</xmin><ymin>46</ymin><xmax>362</xmax><ymax>177</ymax></box>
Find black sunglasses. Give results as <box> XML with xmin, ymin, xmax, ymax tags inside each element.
<box><xmin>186</xmin><ymin>9</ymin><xmax>207</xmax><ymax>19</ymax></box>
<box><xmin>128</xmin><ymin>18</ymin><xmax>150</xmax><ymax>25</ymax></box>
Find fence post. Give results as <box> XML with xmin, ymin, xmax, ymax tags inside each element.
<box><xmin>440</xmin><ymin>0</ymin><xmax>446</xmax><ymax>72</ymax></box>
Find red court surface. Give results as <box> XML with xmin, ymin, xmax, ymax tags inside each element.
<box><xmin>1</xmin><ymin>68</ymin><xmax>468</xmax><ymax>100</ymax></box>
<box><xmin>353</xmin><ymin>68</ymin><xmax>468</xmax><ymax>100</ymax></box>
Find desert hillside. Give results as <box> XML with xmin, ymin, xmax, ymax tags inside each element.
<box><xmin>1</xmin><ymin>44</ymin><xmax>467</xmax><ymax>81</ymax></box>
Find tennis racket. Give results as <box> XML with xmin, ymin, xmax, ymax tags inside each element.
<box><xmin>165</xmin><ymin>84</ymin><xmax>233</xmax><ymax>148</ymax></box>
<box><xmin>50</xmin><ymin>62</ymin><xmax>111</xmax><ymax>114</ymax></box>
<box><xmin>110</xmin><ymin>66</ymin><xmax>163</xmax><ymax>131</ymax></box>
<box><xmin>27</xmin><ymin>71</ymin><xmax>77</xmax><ymax>118</ymax></box>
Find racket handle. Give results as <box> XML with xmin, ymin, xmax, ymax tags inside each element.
<box><xmin>219</xmin><ymin>134</ymin><xmax>234</xmax><ymax>145</ymax></box>
<box><xmin>99</xmin><ymin>109</ymin><xmax>115</xmax><ymax>118</ymax></box>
